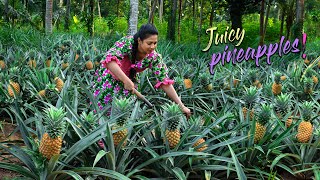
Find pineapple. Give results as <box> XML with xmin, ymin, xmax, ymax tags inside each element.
<box><xmin>242</xmin><ymin>86</ymin><xmax>259</xmax><ymax>120</ymax></box>
<box><xmin>304</xmin><ymin>78</ymin><xmax>313</xmax><ymax>94</ymax></box>
<box><xmin>280</xmin><ymin>75</ymin><xmax>286</xmax><ymax>81</ymax></box>
<box><xmin>233</xmin><ymin>78</ymin><xmax>239</xmax><ymax>87</ymax></box>
<box><xmin>192</xmin><ymin>138</ymin><xmax>207</xmax><ymax>152</ymax></box>
<box><xmin>297</xmin><ymin>102</ymin><xmax>314</xmax><ymax>143</ymax></box>
<box><xmin>0</xmin><ymin>55</ymin><xmax>6</xmax><ymax>70</ymax></box>
<box><xmin>45</xmin><ymin>55</ymin><xmax>51</xmax><ymax>68</ymax></box>
<box><xmin>318</xmin><ymin>61</ymin><xmax>320</xmax><ymax>68</ymax></box>
<box><xmin>54</xmin><ymin>77</ymin><xmax>64</xmax><ymax>92</ymax></box>
<box><xmin>254</xmin><ymin>104</ymin><xmax>271</xmax><ymax>143</ymax></box>
<box><xmin>183</xmin><ymin>68</ymin><xmax>193</xmax><ymax>89</ymax></box>
<box><xmin>39</xmin><ymin>106</ymin><xmax>66</xmax><ymax>159</ymax></box>
<box><xmin>28</xmin><ymin>51</ymin><xmax>37</xmax><ymax>68</ymax></box>
<box><xmin>304</xmin><ymin>59</ymin><xmax>310</xmax><ymax>65</ymax></box>
<box><xmin>7</xmin><ymin>68</ymin><xmax>20</xmax><ymax>98</ymax></box>
<box><xmin>61</xmin><ymin>61</ymin><xmax>69</xmax><ymax>70</ymax></box>
<box><xmin>38</xmin><ymin>90</ymin><xmax>46</xmax><ymax>97</ymax></box>
<box><xmin>274</xmin><ymin>93</ymin><xmax>292</xmax><ymax>126</ymax></box>
<box><xmin>75</xmin><ymin>49</ymin><xmax>81</xmax><ymax>62</ymax></box>
<box><xmin>111</xmin><ymin>97</ymin><xmax>133</xmax><ymax>147</ymax></box>
<box><xmin>163</xmin><ymin>103</ymin><xmax>183</xmax><ymax>149</ymax></box>
<box><xmin>312</xmin><ymin>75</ymin><xmax>318</xmax><ymax>85</ymax></box>
<box><xmin>272</xmin><ymin>72</ymin><xmax>282</xmax><ymax>95</ymax></box>
<box><xmin>94</xmin><ymin>54</ymin><xmax>103</xmax><ymax>67</ymax></box>
<box><xmin>84</xmin><ymin>53</ymin><xmax>93</xmax><ymax>70</ymax></box>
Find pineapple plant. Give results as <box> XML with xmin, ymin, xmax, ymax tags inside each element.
<box><xmin>297</xmin><ymin>102</ymin><xmax>314</xmax><ymax>143</ymax></box>
<box><xmin>248</xmin><ymin>70</ymin><xmax>262</xmax><ymax>88</ymax></box>
<box><xmin>7</xmin><ymin>68</ymin><xmax>20</xmax><ymax>98</ymax></box>
<box><xmin>254</xmin><ymin>104</ymin><xmax>271</xmax><ymax>143</ymax></box>
<box><xmin>272</xmin><ymin>72</ymin><xmax>282</xmax><ymax>95</ymax></box>
<box><xmin>0</xmin><ymin>55</ymin><xmax>6</xmax><ymax>70</ymax></box>
<box><xmin>199</xmin><ymin>72</ymin><xmax>212</xmax><ymax>91</ymax></box>
<box><xmin>111</xmin><ymin>97</ymin><xmax>133</xmax><ymax>147</ymax></box>
<box><xmin>304</xmin><ymin>78</ymin><xmax>313</xmax><ymax>94</ymax></box>
<box><xmin>274</xmin><ymin>93</ymin><xmax>293</xmax><ymax>127</ymax></box>
<box><xmin>163</xmin><ymin>103</ymin><xmax>183</xmax><ymax>149</ymax></box>
<box><xmin>28</xmin><ymin>51</ymin><xmax>37</xmax><ymax>68</ymax></box>
<box><xmin>242</xmin><ymin>86</ymin><xmax>259</xmax><ymax>120</ymax></box>
<box><xmin>54</xmin><ymin>77</ymin><xmax>64</xmax><ymax>92</ymax></box>
<box><xmin>39</xmin><ymin>106</ymin><xmax>66</xmax><ymax>159</ymax></box>
<box><xmin>84</xmin><ymin>53</ymin><xmax>93</xmax><ymax>70</ymax></box>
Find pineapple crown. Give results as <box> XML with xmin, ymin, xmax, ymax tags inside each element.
<box><xmin>274</xmin><ymin>72</ymin><xmax>282</xmax><ymax>84</ymax></box>
<box><xmin>274</xmin><ymin>93</ymin><xmax>292</xmax><ymax>114</ymax></box>
<box><xmin>43</xmin><ymin>106</ymin><xmax>67</xmax><ymax>138</ymax></box>
<box><xmin>199</xmin><ymin>72</ymin><xmax>210</xmax><ymax>86</ymax></box>
<box><xmin>243</xmin><ymin>86</ymin><xmax>260</xmax><ymax>107</ymax></box>
<box><xmin>62</xmin><ymin>40</ymin><xmax>72</xmax><ymax>49</ymax></box>
<box><xmin>162</xmin><ymin>103</ymin><xmax>183</xmax><ymax>130</ymax></box>
<box><xmin>81</xmin><ymin>111</ymin><xmax>96</xmax><ymax>125</ymax></box>
<box><xmin>300</xmin><ymin>101</ymin><xmax>314</xmax><ymax>121</ymax></box>
<box><xmin>248</xmin><ymin>70</ymin><xmax>258</xmax><ymax>82</ymax></box>
<box><xmin>258</xmin><ymin>104</ymin><xmax>272</xmax><ymax>125</ymax></box>
<box><xmin>304</xmin><ymin>78</ymin><xmax>313</xmax><ymax>89</ymax></box>
<box><xmin>111</xmin><ymin>97</ymin><xmax>134</xmax><ymax>126</ymax></box>
<box><xmin>9</xmin><ymin>67</ymin><xmax>19</xmax><ymax>82</ymax></box>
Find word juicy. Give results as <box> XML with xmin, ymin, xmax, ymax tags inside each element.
<box><xmin>203</xmin><ymin>27</ymin><xmax>303</xmax><ymax>75</ymax></box>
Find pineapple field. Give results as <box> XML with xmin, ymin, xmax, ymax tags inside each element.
<box><xmin>0</xmin><ymin>28</ymin><xmax>319</xmax><ymax>180</ymax></box>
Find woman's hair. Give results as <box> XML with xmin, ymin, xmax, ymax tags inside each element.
<box><xmin>129</xmin><ymin>24</ymin><xmax>158</xmax><ymax>82</ymax></box>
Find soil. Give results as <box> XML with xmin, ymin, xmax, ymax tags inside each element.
<box><xmin>0</xmin><ymin>121</ymin><xmax>24</xmax><ymax>179</ymax></box>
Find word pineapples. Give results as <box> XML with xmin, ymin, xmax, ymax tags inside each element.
<box><xmin>111</xmin><ymin>97</ymin><xmax>133</xmax><ymax>147</ymax></box>
<box><xmin>274</xmin><ymin>93</ymin><xmax>293</xmax><ymax>127</ymax></box>
<box><xmin>272</xmin><ymin>72</ymin><xmax>282</xmax><ymax>95</ymax></box>
<box><xmin>163</xmin><ymin>103</ymin><xmax>183</xmax><ymax>149</ymax></box>
<box><xmin>304</xmin><ymin>78</ymin><xmax>313</xmax><ymax>94</ymax></box>
<box><xmin>254</xmin><ymin>104</ymin><xmax>271</xmax><ymax>143</ymax></box>
<box><xmin>84</xmin><ymin>53</ymin><xmax>93</xmax><ymax>70</ymax></box>
<box><xmin>39</xmin><ymin>106</ymin><xmax>66</xmax><ymax>159</ymax></box>
<box><xmin>297</xmin><ymin>102</ymin><xmax>313</xmax><ymax>143</ymax></box>
<box><xmin>242</xmin><ymin>86</ymin><xmax>259</xmax><ymax>120</ymax></box>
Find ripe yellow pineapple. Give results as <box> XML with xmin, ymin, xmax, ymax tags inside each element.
<box><xmin>0</xmin><ymin>55</ymin><xmax>6</xmax><ymax>69</ymax></box>
<box><xmin>54</xmin><ymin>77</ymin><xmax>64</xmax><ymax>92</ymax></box>
<box><xmin>193</xmin><ymin>138</ymin><xmax>207</xmax><ymax>152</ymax></box>
<box><xmin>111</xmin><ymin>97</ymin><xmax>133</xmax><ymax>147</ymax></box>
<box><xmin>75</xmin><ymin>49</ymin><xmax>81</xmax><ymax>61</ymax></box>
<box><xmin>318</xmin><ymin>61</ymin><xmax>320</xmax><ymax>68</ymax></box>
<box><xmin>297</xmin><ymin>102</ymin><xmax>313</xmax><ymax>143</ymax></box>
<box><xmin>28</xmin><ymin>51</ymin><xmax>37</xmax><ymax>68</ymax></box>
<box><xmin>286</xmin><ymin>116</ymin><xmax>293</xmax><ymax>128</ymax></box>
<box><xmin>304</xmin><ymin>59</ymin><xmax>310</xmax><ymax>65</ymax></box>
<box><xmin>272</xmin><ymin>72</ymin><xmax>282</xmax><ymax>95</ymax></box>
<box><xmin>312</xmin><ymin>75</ymin><xmax>318</xmax><ymax>85</ymax></box>
<box><xmin>7</xmin><ymin>69</ymin><xmax>20</xmax><ymax>98</ymax></box>
<box><xmin>39</xmin><ymin>106</ymin><xmax>66</xmax><ymax>159</ymax></box>
<box><xmin>184</xmin><ymin>79</ymin><xmax>192</xmax><ymax>89</ymax></box>
<box><xmin>242</xmin><ymin>86</ymin><xmax>259</xmax><ymax>120</ymax></box>
<box><xmin>38</xmin><ymin>90</ymin><xmax>46</xmax><ymax>97</ymax></box>
<box><xmin>163</xmin><ymin>103</ymin><xmax>183</xmax><ymax>149</ymax></box>
<box><xmin>61</xmin><ymin>62</ymin><xmax>69</xmax><ymax>70</ymax></box>
<box><xmin>86</xmin><ymin>61</ymin><xmax>93</xmax><ymax>70</ymax></box>
<box><xmin>280</xmin><ymin>75</ymin><xmax>286</xmax><ymax>81</ymax></box>
<box><xmin>45</xmin><ymin>52</ymin><xmax>52</xmax><ymax>68</ymax></box>
<box><xmin>254</xmin><ymin>104</ymin><xmax>271</xmax><ymax>143</ymax></box>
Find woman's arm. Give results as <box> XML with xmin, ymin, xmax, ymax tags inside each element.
<box><xmin>106</xmin><ymin>61</ymin><xmax>134</xmax><ymax>91</ymax></box>
<box><xmin>161</xmin><ymin>84</ymin><xmax>191</xmax><ymax>118</ymax></box>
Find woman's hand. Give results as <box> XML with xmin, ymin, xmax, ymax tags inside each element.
<box><xmin>179</xmin><ymin>104</ymin><xmax>191</xmax><ymax>119</ymax></box>
<box><xmin>123</xmin><ymin>79</ymin><xmax>135</xmax><ymax>92</ymax></box>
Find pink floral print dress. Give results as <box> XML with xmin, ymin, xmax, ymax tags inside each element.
<box><xmin>92</xmin><ymin>36</ymin><xmax>174</xmax><ymax>111</ymax></box>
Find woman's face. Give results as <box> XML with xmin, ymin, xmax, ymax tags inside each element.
<box><xmin>138</xmin><ymin>35</ymin><xmax>158</xmax><ymax>55</ymax></box>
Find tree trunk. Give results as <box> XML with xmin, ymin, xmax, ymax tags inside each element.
<box><xmin>128</xmin><ymin>0</ymin><xmax>139</xmax><ymax>35</ymax></box>
<box><xmin>64</xmin><ymin>0</ymin><xmax>71</xmax><ymax>31</ymax></box>
<box><xmin>262</xmin><ymin>1</ymin><xmax>271</xmax><ymax>44</ymax></box>
<box><xmin>286</xmin><ymin>1</ymin><xmax>295</xmax><ymax>39</ymax></box>
<box><xmin>229</xmin><ymin>1</ymin><xmax>242</xmax><ymax>31</ymax></box>
<box><xmin>167</xmin><ymin>0</ymin><xmax>177</xmax><ymax>41</ymax></box>
<box><xmin>148</xmin><ymin>0</ymin><xmax>157</xmax><ymax>24</ymax></box>
<box><xmin>81</xmin><ymin>0</ymin><xmax>85</xmax><ymax>12</ymax></box>
<box><xmin>45</xmin><ymin>0</ymin><xmax>53</xmax><ymax>34</ymax></box>
<box><xmin>97</xmin><ymin>0</ymin><xmax>101</xmax><ymax>18</ymax></box>
<box><xmin>88</xmin><ymin>0</ymin><xmax>94</xmax><ymax>36</ymax></box>
<box><xmin>279</xmin><ymin>6</ymin><xmax>285</xmax><ymax>39</ymax></box>
<box><xmin>159</xmin><ymin>0</ymin><xmax>163</xmax><ymax>23</ymax></box>
<box><xmin>259</xmin><ymin>0</ymin><xmax>265</xmax><ymax>45</ymax></box>
<box><xmin>177</xmin><ymin>0</ymin><xmax>182</xmax><ymax>42</ymax></box>
<box><xmin>198</xmin><ymin>0</ymin><xmax>203</xmax><ymax>45</ymax></box>
<box><xmin>4</xmin><ymin>0</ymin><xmax>9</xmax><ymax>22</ymax></box>
<box><xmin>192</xmin><ymin>0</ymin><xmax>195</xmax><ymax>31</ymax></box>
<box><xmin>293</xmin><ymin>0</ymin><xmax>304</xmax><ymax>41</ymax></box>
<box><xmin>209</xmin><ymin>2</ymin><xmax>215</xmax><ymax>27</ymax></box>
<box><xmin>59</xmin><ymin>0</ymin><xmax>63</xmax><ymax>7</ymax></box>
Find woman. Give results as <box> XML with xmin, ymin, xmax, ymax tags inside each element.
<box><xmin>93</xmin><ymin>23</ymin><xmax>191</xmax><ymax>118</ymax></box>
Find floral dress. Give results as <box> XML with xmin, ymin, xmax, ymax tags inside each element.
<box><xmin>92</xmin><ymin>36</ymin><xmax>174</xmax><ymax>112</ymax></box>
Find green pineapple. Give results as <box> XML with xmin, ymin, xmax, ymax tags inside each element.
<box><xmin>242</xmin><ymin>86</ymin><xmax>259</xmax><ymax>120</ymax></box>
<box><xmin>111</xmin><ymin>97</ymin><xmax>133</xmax><ymax>146</ymax></box>
<box><xmin>254</xmin><ymin>104</ymin><xmax>271</xmax><ymax>143</ymax></box>
<box><xmin>163</xmin><ymin>103</ymin><xmax>183</xmax><ymax>149</ymax></box>
<box><xmin>39</xmin><ymin>106</ymin><xmax>66</xmax><ymax>159</ymax></box>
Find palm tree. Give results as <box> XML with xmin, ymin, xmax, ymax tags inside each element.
<box><xmin>45</xmin><ymin>0</ymin><xmax>53</xmax><ymax>34</ymax></box>
<box><xmin>128</xmin><ymin>0</ymin><xmax>139</xmax><ymax>36</ymax></box>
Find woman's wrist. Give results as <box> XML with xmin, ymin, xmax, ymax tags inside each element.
<box><xmin>178</xmin><ymin>103</ymin><xmax>185</xmax><ymax>109</ymax></box>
